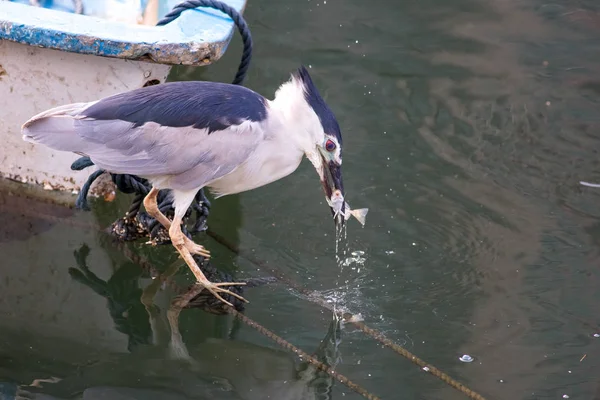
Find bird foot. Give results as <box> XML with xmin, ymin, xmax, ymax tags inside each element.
<box><xmin>183</xmin><ymin>236</ymin><xmax>211</xmax><ymax>258</ymax></box>
<box><xmin>195</xmin><ymin>280</ymin><xmax>248</xmax><ymax>308</ymax></box>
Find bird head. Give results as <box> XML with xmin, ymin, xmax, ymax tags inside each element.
<box><xmin>273</xmin><ymin>66</ymin><xmax>345</xmax><ymax>226</ymax></box>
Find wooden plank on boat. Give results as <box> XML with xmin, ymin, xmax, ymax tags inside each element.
<box><xmin>0</xmin><ymin>0</ymin><xmax>247</xmax><ymax>65</ymax></box>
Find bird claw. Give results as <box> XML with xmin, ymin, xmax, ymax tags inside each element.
<box><xmin>183</xmin><ymin>237</ymin><xmax>211</xmax><ymax>259</ymax></box>
<box><xmin>197</xmin><ymin>281</ymin><xmax>248</xmax><ymax>307</ymax></box>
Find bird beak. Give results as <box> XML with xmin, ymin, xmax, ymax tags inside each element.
<box><xmin>320</xmin><ymin>156</ymin><xmax>345</xmax><ymax>226</ymax></box>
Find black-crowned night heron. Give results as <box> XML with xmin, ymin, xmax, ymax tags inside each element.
<box><xmin>22</xmin><ymin>66</ymin><xmax>346</xmax><ymax>307</ymax></box>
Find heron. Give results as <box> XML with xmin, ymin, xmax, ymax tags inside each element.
<box><xmin>21</xmin><ymin>66</ymin><xmax>346</xmax><ymax>307</ymax></box>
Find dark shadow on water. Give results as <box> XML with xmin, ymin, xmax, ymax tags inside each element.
<box><xmin>68</xmin><ymin>244</ymin><xmax>154</xmax><ymax>353</ymax></box>
<box><xmin>0</xmin><ymin>188</ymin><xmax>74</xmax><ymax>243</ymax></box>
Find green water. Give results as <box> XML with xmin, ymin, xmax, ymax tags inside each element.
<box><xmin>3</xmin><ymin>0</ymin><xmax>600</xmax><ymax>399</ymax></box>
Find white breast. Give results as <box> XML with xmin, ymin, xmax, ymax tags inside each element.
<box><xmin>207</xmin><ymin>135</ymin><xmax>304</xmax><ymax>197</ymax></box>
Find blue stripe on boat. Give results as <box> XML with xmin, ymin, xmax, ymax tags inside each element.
<box><xmin>0</xmin><ymin>0</ymin><xmax>246</xmax><ymax>65</ymax></box>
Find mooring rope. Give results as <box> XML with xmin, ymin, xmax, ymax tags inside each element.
<box><xmin>347</xmin><ymin>320</ymin><xmax>486</xmax><ymax>400</ymax></box>
<box><xmin>157</xmin><ymin>0</ymin><xmax>252</xmax><ymax>86</ymax></box>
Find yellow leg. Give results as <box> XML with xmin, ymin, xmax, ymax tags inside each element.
<box><xmin>169</xmin><ymin>214</ymin><xmax>248</xmax><ymax>307</ymax></box>
<box><xmin>143</xmin><ymin>187</ymin><xmax>173</xmax><ymax>229</ymax></box>
<box><xmin>143</xmin><ymin>188</ymin><xmax>211</xmax><ymax>258</ymax></box>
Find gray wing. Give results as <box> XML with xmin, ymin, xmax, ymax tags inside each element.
<box><xmin>21</xmin><ymin>84</ymin><xmax>267</xmax><ymax>191</ymax></box>
<box><xmin>84</xmin><ymin>119</ymin><xmax>263</xmax><ymax>191</ymax></box>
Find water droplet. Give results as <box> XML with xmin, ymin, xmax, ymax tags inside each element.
<box><xmin>459</xmin><ymin>355</ymin><xmax>474</xmax><ymax>363</ymax></box>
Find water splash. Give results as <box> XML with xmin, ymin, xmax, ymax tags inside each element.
<box><xmin>332</xmin><ymin>222</ymin><xmax>349</xmax><ymax>315</ymax></box>
<box><xmin>331</xmin><ymin>221</ymin><xmax>369</xmax><ymax>320</ymax></box>
<box><xmin>343</xmin><ymin>251</ymin><xmax>366</xmax><ymax>270</ymax></box>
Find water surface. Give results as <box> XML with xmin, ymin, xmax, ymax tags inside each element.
<box><xmin>3</xmin><ymin>0</ymin><xmax>600</xmax><ymax>399</ymax></box>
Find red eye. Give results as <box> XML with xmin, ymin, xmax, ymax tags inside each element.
<box><xmin>325</xmin><ymin>139</ymin><xmax>336</xmax><ymax>152</ymax></box>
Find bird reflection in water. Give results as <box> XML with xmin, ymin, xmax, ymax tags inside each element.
<box><xmin>52</xmin><ymin>243</ymin><xmax>343</xmax><ymax>400</ymax></box>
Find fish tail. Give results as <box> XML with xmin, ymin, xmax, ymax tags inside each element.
<box><xmin>350</xmin><ymin>208</ymin><xmax>369</xmax><ymax>226</ymax></box>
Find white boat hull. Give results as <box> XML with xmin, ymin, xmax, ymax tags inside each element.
<box><xmin>0</xmin><ymin>39</ymin><xmax>171</xmax><ymax>195</ymax></box>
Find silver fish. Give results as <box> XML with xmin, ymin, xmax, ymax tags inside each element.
<box><xmin>326</xmin><ymin>198</ymin><xmax>369</xmax><ymax>226</ymax></box>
